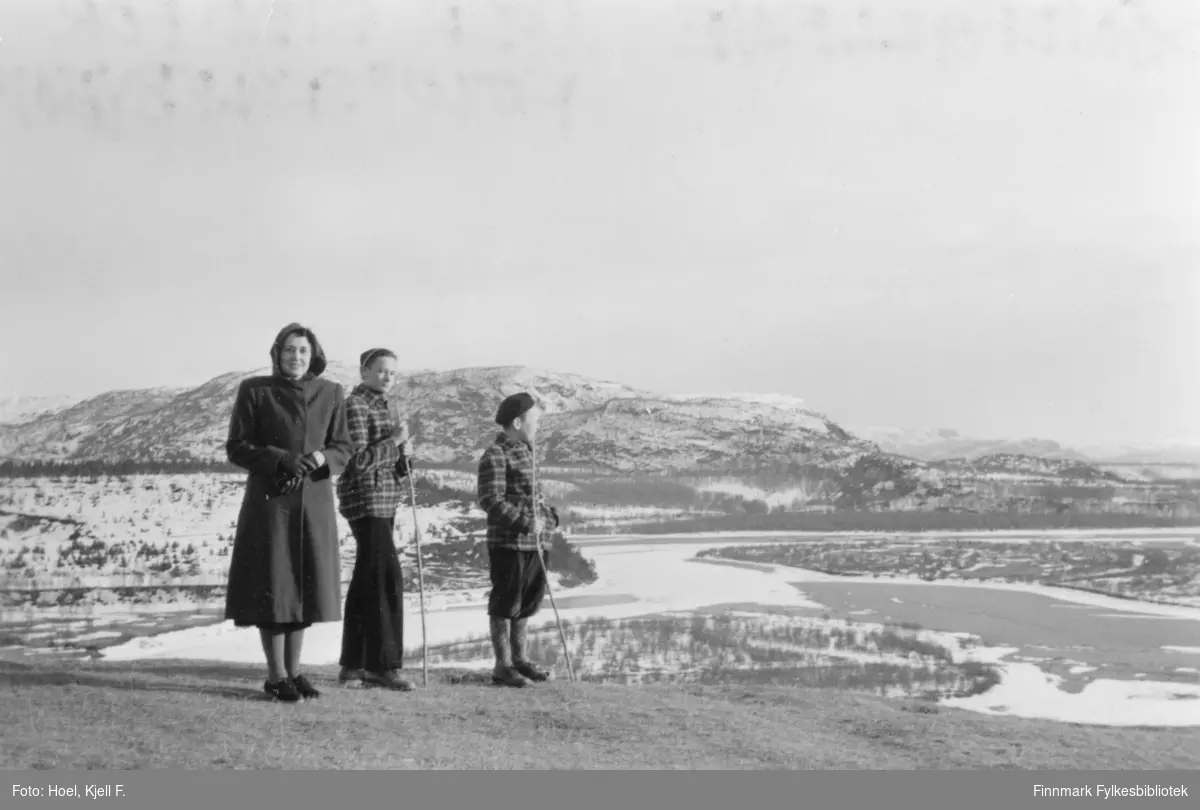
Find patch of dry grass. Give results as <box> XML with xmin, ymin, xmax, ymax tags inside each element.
<box><xmin>3</xmin><ymin>656</ymin><xmax>1199</xmax><ymax>770</ymax></box>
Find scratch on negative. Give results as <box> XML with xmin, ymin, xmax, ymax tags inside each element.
<box><xmin>261</xmin><ymin>0</ymin><xmax>277</xmax><ymax>43</ymax></box>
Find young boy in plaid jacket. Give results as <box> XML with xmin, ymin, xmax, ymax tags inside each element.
<box><xmin>476</xmin><ymin>392</ymin><xmax>560</xmax><ymax>688</ymax></box>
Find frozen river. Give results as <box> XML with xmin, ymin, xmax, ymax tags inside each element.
<box><xmin>97</xmin><ymin>530</ymin><xmax>1200</xmax><ymax>727</ymax></box>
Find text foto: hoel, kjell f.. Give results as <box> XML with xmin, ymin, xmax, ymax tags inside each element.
<box><xmin>43</xmin><ymin>784</ymin><xmax>126</xmax><ymax>799</ymax></box>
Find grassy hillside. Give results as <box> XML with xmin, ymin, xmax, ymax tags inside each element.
<box><xmin>3</xmin><ymin>655</ymin><xmax>1198</xmax><ymax>770</ymax></box>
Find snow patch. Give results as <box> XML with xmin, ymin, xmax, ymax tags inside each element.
<box><xmin>942</xmin><ymin>665</ymin><xmax>1200</xmax><ymax>726</ymax></box>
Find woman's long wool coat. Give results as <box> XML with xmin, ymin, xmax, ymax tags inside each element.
<box><xmin>223</xmin><ymin>323</ymin><xmax>354</xmax><ymax>628</ymax></box>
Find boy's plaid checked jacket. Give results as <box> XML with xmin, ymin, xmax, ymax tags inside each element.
<box><xmin>336</xmin><ymin>384</ymin><xmax>411</xmax><ymax>522</ymax></box>
<box><xmin>476</xmin><ymin>431</ymin><xmax>559</xmax><ymax>552</ymax></box>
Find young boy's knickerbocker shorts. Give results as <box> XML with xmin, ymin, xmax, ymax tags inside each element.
<box><xmin>487</xmin><ymin>547</ymin><xmax>547</xmax><ymax>620</ymax></box>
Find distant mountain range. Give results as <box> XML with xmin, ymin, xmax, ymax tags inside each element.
<box><xmin>0</xmin><ymin>395</ymin><xmax>91</xmax><ymax>426</ymax></box>
<box><xmin>2</xmin><ymin>370</ymin><xmax>1195</xmax><ymax>468</ymax></box>
<box><xmin>1</xmin><ymin>366</ymin><xmax>1197</xmax><ymax>519</ymax></box>
<box><xmin>0</xmin><ymin>364</ymin><xmax>870</xmax><ymax>473</ymax></box>
<box><xmin>848</xmin><ymin>424</ymin><xmax>1200</xmax><ymax>469</ymax></box>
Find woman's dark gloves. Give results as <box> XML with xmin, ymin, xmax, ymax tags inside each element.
<box><xmin>277</xmin><ymin>453</ymin><xmax>308</xmax><ymax>478</ymax></box>
<box><xmin>273</xmin><ymin>452</ymin><xmax>325</xmax><ymax>495</ymax></box>
<box><xmin>279</xmin><ymin>452</ymin><xmax>324</xmax><ymax>477</ymax></box>
<box><xmin>272</xmin><ymin>470</ymin><xmax>302</xmax><ymax>496</ymax></box>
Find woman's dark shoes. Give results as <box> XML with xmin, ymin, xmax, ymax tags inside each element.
<box><xmin>362</xmin><ymin>670</ymin><xmax>414</xmax><ymax>691</ymax></box>
<box><xmin>512</xmin><ymin>660</ymin><xmax>550</xmax><ymax>682</ymax></box>
<box><xmin>263</xmin><ymin>678</ymin><xmax>301</xmax><ymax>702</ymax></box>
<box><xmin>290</xmin><ymin>674</ymin><xmax>322</xmax><ymax>699</ymax></box>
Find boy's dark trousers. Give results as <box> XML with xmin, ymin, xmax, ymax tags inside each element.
<box><xmin>340</xmin><ymin>517</ymin><xmax>405</xmax><ymax>673</ymax></box>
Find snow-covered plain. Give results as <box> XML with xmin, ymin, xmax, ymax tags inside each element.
<box><xmin>98</xmin><ymin>537</ymin><xmax>1200</xmax><ymax>727</ymax></box>
<box><xmin>690</xmin><ymin>481</ymin><xmax>825</xmax><ymax>510</ymax></box>
<box><xmin>0</xmin><ymin>475</ymin><xmax>485</xmax><ymax>592</ymax></box>
<box><xmin>563</xmin><ymin>505</ymin><xmax>724</xmax><ymax>522</ymax></box>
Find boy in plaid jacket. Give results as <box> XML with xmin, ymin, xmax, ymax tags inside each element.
<box><xmin>476</xmin><ymin>392</ymin><xmax>560</xmax><ymax>688</ymax></box>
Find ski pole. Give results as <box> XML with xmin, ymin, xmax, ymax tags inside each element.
<box><xmin>531</xmin><ymin>438</ymin><xmax>575</xmax><ymax>682</ymax></box>
<box><xmin>401</xmin><ymin>424</ymin><xmax>429</xmax><ymax>688</ymax></box>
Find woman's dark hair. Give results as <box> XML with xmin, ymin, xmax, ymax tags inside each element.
<box><xmin>281</xmin><ymin>328</ymin><xmax>312</xmax><ymax>347</ymax></box>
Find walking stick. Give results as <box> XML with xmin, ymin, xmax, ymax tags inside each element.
<box><xmin>400</xmin><ymin>425</ymin><xmax>430</xmax><ymax>688</ymax></box>
<box><xmin>530</xmin><ymin>438</ymin><xmax>575</xmax><ymax>683</ymax></box>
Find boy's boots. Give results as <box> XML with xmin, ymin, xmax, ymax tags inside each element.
<box><xmin>510</xmin><ymin>618</ymin><xmax>549</xmax><ymax>682</ymax></box>
<box><xmin>490</xmin><ymin>617</ymin><xmax>528</xmax><ymax>688</ymax></box>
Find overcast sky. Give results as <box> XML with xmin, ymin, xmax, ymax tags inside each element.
<box><xmin>0</xmin><ymin>0</ymin><xmax>1197</xmax><ymax>446</ymax></box>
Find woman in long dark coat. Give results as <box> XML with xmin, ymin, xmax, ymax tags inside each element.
<box><xmin>335</xmin><ymin>347</ymin><xmax>416</xmax><ymax>691</ymax></box>
<box><xmin>224</xmin><ymin>322</ymin><xmax>353</xmax><ymax>702</ymax></box>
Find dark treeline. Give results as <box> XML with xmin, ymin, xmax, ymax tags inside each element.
<box><xmin>0</xmin><ymin>459</ymin><xmax>242</xmax><ymax>478</ymax></box>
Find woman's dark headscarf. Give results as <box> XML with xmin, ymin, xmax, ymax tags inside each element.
<box><xmin>360</xmin><ymin>347</ymin><xmax>397</xmax><ymax>369</ymax></box>
<box><xmin>270</xmin><ymin>322</ymin><xmax>328</xmax><ymax>379</ymax></box>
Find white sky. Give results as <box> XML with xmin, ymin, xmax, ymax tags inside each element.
<box><xmin>0</xmin><ymin>0</ymin><xmax>1197</xmax><ymax>446</ymax></box>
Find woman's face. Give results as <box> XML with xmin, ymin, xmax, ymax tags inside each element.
<box><xmin>362</xmin><ymin>355</ymin><xmax>398</xmax><ymax>393</ymax></box>
<box><xmin>278</xmin><ymin>333</ymin><xmax>312</xmax><ymax>379</ymax></box>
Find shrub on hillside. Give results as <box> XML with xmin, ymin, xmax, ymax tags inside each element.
<box><xmin>544</xmin><ymin>532</ymin><xmax>598</xmax><ymax>586</ymax></box>
<box><xmin>399</xmin><ymin>532</ymin><xmax>598</xmax><ymax>590</ymax></box>
<box><xmin>412</xmin><ymin>478</ymin><xmax>473</xmax><ymax>506</ymax></box>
